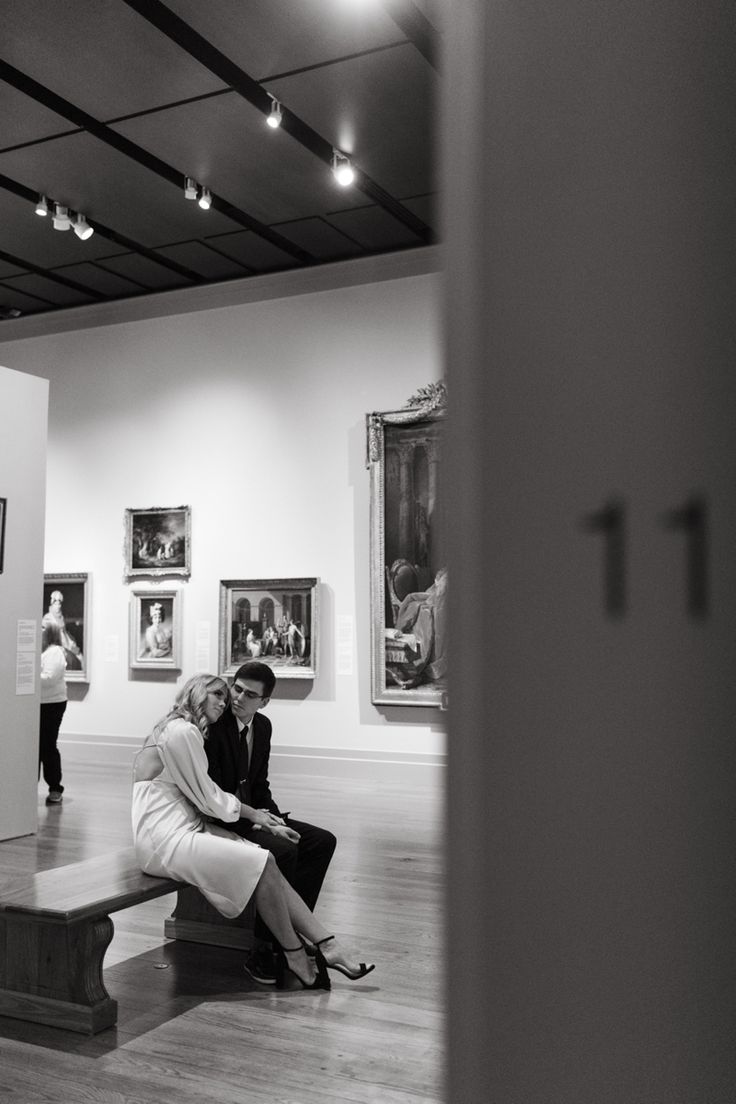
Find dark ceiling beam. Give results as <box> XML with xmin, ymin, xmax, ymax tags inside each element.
<box><xmin>0</xmin><ymin>169</ymin><xmax>203</xmax><ymax>284</ymax></box>
<box><xmin>380</xmin><ymin>0</ymin><xmax>440</xmax><ymax>70</ymax></box>
<box><xmin>120</xmin><ymin>0</ymin><xmax>434</xmax><ymax>244</ymax></box>
<box><xmin>0</xmin><ymin>58</ymin><xmax>315</xmax><ymax>265</ymax></box>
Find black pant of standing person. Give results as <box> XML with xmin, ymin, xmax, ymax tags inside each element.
<box><xmin>39</xmin><ymin>700</ymin><xmax>66</xmax><ymax>804</ymax></box>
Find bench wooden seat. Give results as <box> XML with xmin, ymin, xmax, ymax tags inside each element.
<box><xmin>0</xmin><ymin>847</ymin><xmax>257</xmax><ymax>1035</ymax></box>
<box><xmin>0</xmin><ymin>847</ymin><xmax>179</xmax><ymax>1034</ymax></box>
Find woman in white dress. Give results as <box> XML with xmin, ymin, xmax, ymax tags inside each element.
<box><xmin>132</xmin><ymin>673</ymin><xmax>372</xmax><ymax>990</ymax></box>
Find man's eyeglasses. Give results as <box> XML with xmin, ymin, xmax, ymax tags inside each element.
<box><xmin>230</xmin><ymin>684</ymin><xmax>265</xmax><ymax>701</ymax></box>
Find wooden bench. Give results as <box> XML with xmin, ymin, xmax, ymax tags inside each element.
<box><xmin>0</xmin><ymin>847</ymin><xmax>254</xmax><ymax>1035</ymax></box>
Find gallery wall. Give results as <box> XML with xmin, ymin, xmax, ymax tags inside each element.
<box><xmin>0</xmin><ymin>255</ymin><xmax>445</xmax><ymax>775</ymax></box>
<box><xmin>0</xmin><ymin>365</ymin><xmax>48</xmax><ymax>839</ymax></box>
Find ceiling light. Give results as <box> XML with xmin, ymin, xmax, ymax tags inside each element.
<box><xmin>266</xmin><ymin>97</ymin><xmax>283</xmax><ymax>128</ymax></box>
<box><xmin>184</xmin><ymin>177</ymin><xmax>198</xmax><ymax>200</ymax></box>
<box><xmin>198</xmin><ymin>186</ymin><xmax>212</xmax><ymax>210</ymax></box>
<box><xmin>52</xmin><ymin>204</ymin><xmax>72</xmax><ymax>231</ymax></box>
<box><xmin>73</xmin><ymin>213</ymin><xmax>94</xmax><ymax>240</ymax></box>
<box><xmin>331</xmin><ymin>150</ymin><xmax>355</xmax><ymax>187</ymax></box>
<box><xmin>35</xmin><ymin>194</ymin><xmax>49</xmax><ymax>217</ymax></box>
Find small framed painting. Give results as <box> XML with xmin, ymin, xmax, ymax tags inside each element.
<box><xmin>129</xmin><ymin>589</ymin><xmax>182</xmax><ymax>670</ymax></box>
<box><xmin>124</xmin><ymin>506</ymin><xmax>191</xmax><ymax>578</ymax></box>
<box><xmin>218</xmin><ymin>578</ymin><xmax>318</xmax><ymax>680</ymax></box>
<box><xmin>0</xmin><ymin>497</ymin><xmax>6</xmax><ymax>573</ymax></box>
<box><xmin>42</xmin><ymin>573</ymin><xmax>90</xmax><ymax>683</ymax></box>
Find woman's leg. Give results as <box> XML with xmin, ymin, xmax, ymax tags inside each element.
<box><xmin>255</xmin><ymin>855</ymin><xmax>364</xmax><ymax>976</ymax></box>
<box><xmin>39</xmin><ymin>702</ymin><xmax>66</xmax><ymax>792</ymax></box>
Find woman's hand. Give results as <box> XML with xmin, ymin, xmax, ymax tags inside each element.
<box><xmin>250</xmin><ymin>808</ymin><xmax>284</xmax><ymax>829</ymax></box>
<box><xmin>266</xmin><ymin>823</ymin><xmax>301</xmax><ymax>843</ymax></box>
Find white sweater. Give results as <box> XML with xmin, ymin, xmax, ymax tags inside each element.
<box><xmin>40</xmin><ymin>645</ymin><xmax>67</xmax><ymax>704</ymax></box>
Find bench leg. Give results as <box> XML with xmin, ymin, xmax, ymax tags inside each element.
<box><xmin>0</xmin><ymin>912</ymin><xmax>117</xmax><ymax>1034</ymax></box>
<box><xmin>164</xmin><ymin>886</ymin><xmax>255</xmax><ymax>951</ymax></box>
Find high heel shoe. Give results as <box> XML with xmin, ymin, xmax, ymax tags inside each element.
<box><xmin>275</xmin><ymin>944</ymin><xmax>331</xmax><ymax>991</ymax></box>
<box><xmin>314</xmin><ymin>935</ymin><xmax>375</xmax><ymax>980</ymax></box>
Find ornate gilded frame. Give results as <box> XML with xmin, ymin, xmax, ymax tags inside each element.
<box><xmin>366</xmin><ymin>383</ymin><xmax>447</xmax><ymax>707</ymax></box>
<box><xmin>129</xmin><ymin>587</ymin><xmax>182</xmax><ymax>671</ymax></box>
<box><xmin>124</xmin><ymin>505</ymin><xmax>191</xmax><ymax>578</ymax></box>
<box><xmin>218</xmin><ymin>577</ymin><xmax>319</xmax><ymax>680</ymax></box>
<box><xmin>42</xmin><ymin>572</ymin><xmax>90</xmax><ymax>683</ymax></box>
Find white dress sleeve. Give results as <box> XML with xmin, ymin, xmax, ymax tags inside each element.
<box><xmin>159</xmin><ymin>719</ymin><xmax>242</xmax><ymax>822</ymax></box>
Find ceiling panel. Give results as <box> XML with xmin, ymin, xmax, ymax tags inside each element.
<box><xmin>0</xmin><ymin>284</ymin><xmax>51</xmax><ymax>314</ymax></box>
<box><xmin>0</xmin><ymin>131</ymin><xmax>240</xmax><ymax>246</ymax></box>
<box><xmin>154</xmin><ymin>241</ymin><xmax>253</xmax><ymax>280</ymax></box>
<box><xmin>268</xmin><ymin>44</ymin><xmax>436</xmax><ymax>200</ymax></box>
<box><xmin>0</xmin><ymin>0</ymin><xmax>225</xmax><ymax>120</ymax></box>
<box><xmin>97</xmin><ymin>253</ymin><xmax>194</xmax><ymax>290</ymax></box>
<box><xmin>273</xmin><ymin>217</ymin><xmax>364</xmax><ymax>261</ymax></box>
<box><xmin>165</xmin><ymin>0</ymin><xmax>405</xmax><ymax>78</ymax></box>
<box><xmin>0</xmin><ymin>257</ymin><xmax>28</xmax><ymax>279</ymax></box>
<box><xmin>325</xmin><ymin>205</ymin><xmax>422</xmax><ymax>251</ymax></box>
<box><xmin>0</xmin><ymin>84</ymin><xmax>74</xmax><ymax>151</ymax></box>
<box><xmin>0</xmin><ymin>273</ymin><xmax>97</xmax><ymax>306</ymax></box>
<box><xmin>113</xmin><ymin>93</ymin><xmax>370</xmax><ymax>226</ymax></box>
<box><xmin>52</xmin><ymin>263</ymin><xmax>150</xmax><ymax>298</ymax></box>
<box><xmin>205</xmin><ymin>230</ymin><xmax>300</xmax><ymax>273</ymax></box>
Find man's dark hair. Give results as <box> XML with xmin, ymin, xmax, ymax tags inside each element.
<box><xmin>233</xmin><ymin>659</ymin><xmax>276</xmax><ymax>698</ymax></box>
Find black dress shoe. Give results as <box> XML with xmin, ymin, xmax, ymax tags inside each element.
<box><xmin>243</xmin><ymin>946</ymin><xmax>277</xmax><ymax>984</ymax></box>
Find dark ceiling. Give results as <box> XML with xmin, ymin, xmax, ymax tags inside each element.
<box><xmin>0</xmin><ymin>0</ymin><xmax>440</xmax><ymax>323</ymax></box>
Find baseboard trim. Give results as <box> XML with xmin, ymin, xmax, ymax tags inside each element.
<box><xmin>59</xmin><ymin>734</ymin><xmax>446</xmax><ymax>783</ymax></box>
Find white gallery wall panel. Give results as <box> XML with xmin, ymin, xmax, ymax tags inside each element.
<box><xmin>0</xmin><ymin>364</ymin><xmax>48</xmax><ymax>839</ymax></box>
<box><xmin>0</xmin><ymin>264</ymin><xmax>444</xmax><ymax>763</ymax></box>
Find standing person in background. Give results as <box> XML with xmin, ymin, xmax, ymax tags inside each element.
<box><xmin>39</xmin><ymin>621</ymin><xmax>67</xmax><ymax>805</ymax></box>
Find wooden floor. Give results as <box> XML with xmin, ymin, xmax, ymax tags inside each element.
<box><xmin>0</xmin><ymin>746</ymin><xmax>444</xmax><ymax>1104</ymax></box>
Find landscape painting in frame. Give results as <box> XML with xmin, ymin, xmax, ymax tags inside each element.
<box><xmin>219</xmin><ymin>578</ymin><xmax>318</xmax><ymax>680</ymax></box>
<box><xmin>129</xmin><ymin>589</ymin><xmax>181</xmax><ymax>671</ymax></box>
<box><xmin>124</xmin><ymin>506</ymin><xmax>191</xmax><ymax>578</ymax></box>
<box><xmin>366</xmin><ymin>382</ymin><xmax>447</xmax><ymax>707</ymax></box>
<box><xmin>42</xmin><ymin>573</ymin><xmax>90</xmax><ymax>683</ymax></box>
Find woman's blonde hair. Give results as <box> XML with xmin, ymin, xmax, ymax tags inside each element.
<box><xmin>152</xmin><ymin>673</ymin><xmax>228</xmax><ymax>742</ymax></box>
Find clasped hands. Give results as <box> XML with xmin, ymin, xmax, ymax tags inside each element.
<box><xmin>252</xmin><ymin>807</ymin><xmax>300</xmax><ymax>843</ymax></box>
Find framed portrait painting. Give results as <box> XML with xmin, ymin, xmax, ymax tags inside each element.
<box><xmin>124</xmin><ymin>506</ymin><xmax>191</xmax><ymax>578</ymax></box>
<box><xmin>42</xmin><ymin>573</ymin><xmax>90</xmax><ymax>683</ymax></box>
<box><xmin>366</xmin><ymin>382</ymin><xmax>447</xmax><ymax>707</ymax></box>
<box><xmin>129</xmin><ymin>589</ymin><xmax>181</xmax><ymax>670</ymax></box>
<box><xmin>218</xmin><ymin>578</ymin><xmax>318</xmax><ymax>680</ymax></box>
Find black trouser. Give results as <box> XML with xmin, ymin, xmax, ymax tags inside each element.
<box><xmin>39</xmin><ymin>701</ymin><xmax>66</xmax><ymax>792</ymax></box>
<box><xmin>239</xmin><ymin>818</ymin><xmax>336</xmax><ymax>944</ymax></box>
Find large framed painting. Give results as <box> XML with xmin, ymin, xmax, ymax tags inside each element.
<box><xmin>366</xmin><ymin>383</ymin><xmax>447</xmax><ymax>707</ymax></box>
<box><xmin>0</xmin><ymin>497</ymin><xmax>6</xmax><ymax>573</ymax></box>
<box><xmin>218</xmin><ymin>578</ymin><xmax>318</xmax><ymax>680</ymax></box>
<box><xmin>124</xmin><ymin>506</ymin><xmax>191</xmax><ymax>578</ymax></box>
<box><xmin>129</xmin><ymin>588</ymin><xmax>182</xmax><ymax>670</ymax></box>
<box><xmin>42</xmin><ymin>573</ymin><xmax>90</xmax><ymax>683</ymax></box>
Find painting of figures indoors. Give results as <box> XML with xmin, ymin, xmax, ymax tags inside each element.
<box><xmin>367</xmin><ymin>384</ymin><xmax>446</xmax><ymax>707</ymax></box>
<box><xmin>219</xmin><ymin>578</ymin><xmax>318</xmax><ymax>680</ymax></box>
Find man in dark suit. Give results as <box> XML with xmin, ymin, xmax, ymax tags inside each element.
<box><xmin>206</xmin><ymin>659</ymin><xmax>337</xmax><ymax>984</ymax></box>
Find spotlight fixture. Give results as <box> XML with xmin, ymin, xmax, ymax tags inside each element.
<box><xmin>52</xmin><ymin>204</ymin><xmax>72</xmax><ymax>231</ymax></box>
<box><xmin>184</xmin><ymin>176</ymin><xmax>198</xmax><ymax>200</ymax></box>
<box><xmin>266</xmin><ymin>97</ymin><xmax>283</xmax><ymax>128</ymax></box>
<box><xmin>35</xmin><ymin>194</ymin><xmax>49</xmax><ymax>217</ymax></box>
<box><xmin>73</xmin><ymin>213</ymin><xmax>94</xmax><ymax>240</ymax></box>
<box><xmin>198</xmin><ymin>186</ymin><xmax>212</xmax><ymax>210</ymax></box>
<box><xmin>331</xmin><ymin>150</ymin><xmax>355</xmax><ymax>187</ymax></box>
